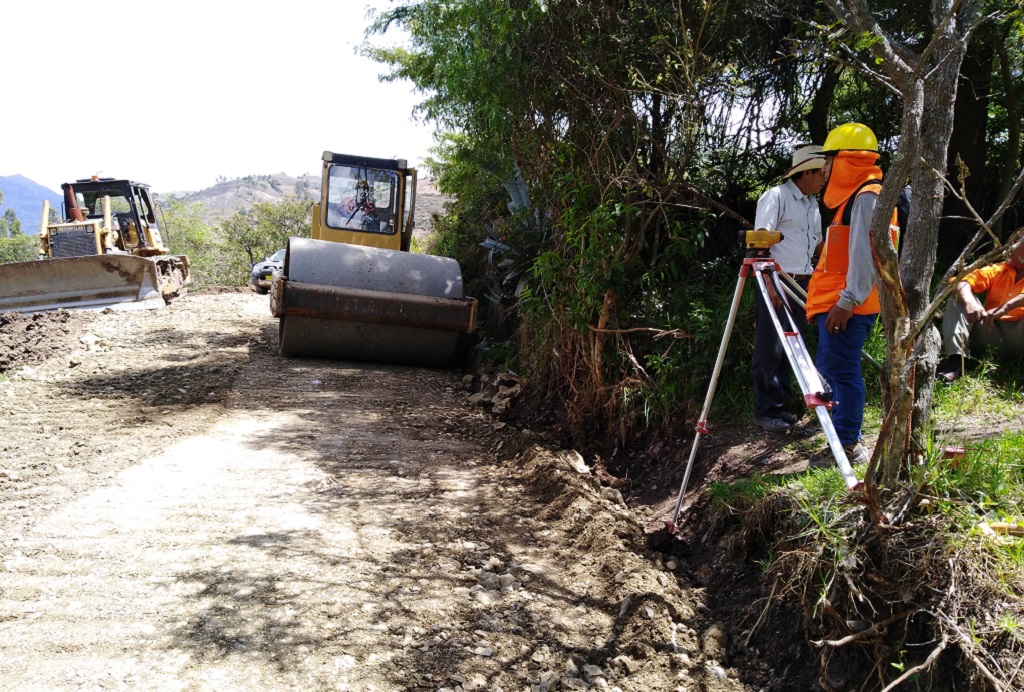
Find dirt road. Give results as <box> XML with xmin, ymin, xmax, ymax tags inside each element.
<box><xmin>0</xmin><ymin>293</ymin><xmax>746</xmax><ymax>692</ymax></box>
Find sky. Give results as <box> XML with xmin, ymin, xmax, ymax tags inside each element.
<box><xmin>1</xmin><ymin>0</ymin><xmax>438</xmax><ymax>194</ymax></box>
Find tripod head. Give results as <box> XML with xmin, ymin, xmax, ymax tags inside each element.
<box><xmin>738</xmin><ymin>229</ymin><xmax>783</xmax><ymax>258</ymax></box>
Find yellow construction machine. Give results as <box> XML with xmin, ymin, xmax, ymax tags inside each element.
<box><xmin>0</xmin><ymin>177</ymin><xmax>190</xmax><ymax>313</ymax></box>
<box><xmin>270</xmin><ymin>152</ymin><xmax>476</xmax><ymax>367</ymax></box>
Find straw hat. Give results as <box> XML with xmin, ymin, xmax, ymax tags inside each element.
<box><xmin>782</xmin><ymin>145</ymin><xmax>825</xmax><ymax>178</ymax></box>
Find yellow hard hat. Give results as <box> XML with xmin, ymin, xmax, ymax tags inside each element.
<box><xmin>822</xmin><ymin>122</ymin><xmax>878</xmax><ymax>152</ymax></box>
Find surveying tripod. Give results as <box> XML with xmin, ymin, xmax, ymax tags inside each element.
<box><xmin>669</xmin><ymin>231</ymin><xmax>862</xmax><ymax>532</ymax></box>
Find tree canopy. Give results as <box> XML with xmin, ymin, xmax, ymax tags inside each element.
<box><xmin>368</xmin><ymin>0</ymin><xmax>1024</xmax><ymax>466</ymax></box>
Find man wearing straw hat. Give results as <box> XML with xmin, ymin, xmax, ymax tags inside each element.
<box><xmin>751</xmin><ymin>144</ymin><xmax>827</xmax><ymax>433</ymax></box>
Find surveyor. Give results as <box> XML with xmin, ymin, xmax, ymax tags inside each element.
<box><xmin>936</xmin><ymin>241</ymin><xmax>1024</xmax><ymax>382</ymax></box>
<box><xmin>805</xmin><ymin>123</ymin><xmax>897</xmax><ymax>467</ymax></box>
<box><xmin>751</xmin><ymin>145</ymin><xmax>827</xmax><ymax>433</ymax></box>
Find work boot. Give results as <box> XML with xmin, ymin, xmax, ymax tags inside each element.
<box><xmin>807</xmin><ymin>442</ymin><xmax>870</xmax><ymax>469</ymax></box>
<box><xmin>778</xmin><ymin>411</ymin><xmax>801</xmax><ymax>426</ymax></box>
<box><xmin>753</xmin><ymin>415</ymin><xmax>791</xmax><ymax>433</ymax></box>
<box><xmin>935</xmin><ymin>355</ymin><xmax>979</xmax><ymax>383</ymax></box>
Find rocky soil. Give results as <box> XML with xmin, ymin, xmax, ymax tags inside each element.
<box><xmin>0</xmin><ymin>292</ymin><xmax>754</xmax><ymax>692</ymax></box>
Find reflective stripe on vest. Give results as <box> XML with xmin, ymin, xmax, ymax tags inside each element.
<box><xmin>805</xmin><ymin>183</ymin><xmax>899</xmax><ymax>318</ymax></box>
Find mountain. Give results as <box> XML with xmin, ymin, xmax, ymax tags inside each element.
<box><xmin>157</xmin><ymin>173</ymin><xmax>321</xmax><ymax>224</ymax></box>
<box><xmin>0</xmin><ymin>175</ymin><xmax>62</xmax><ymax>232</ymax></box>
<box><xmin>159</xmin><ymin>173</ymin><xmax>450</xmax><ymax>239</ymax></box>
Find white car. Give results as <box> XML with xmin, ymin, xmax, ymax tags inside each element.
<box><xmin>250</xmin><ymin>249</ymin><xmax>285</xmax><ymax>294</ymax></box>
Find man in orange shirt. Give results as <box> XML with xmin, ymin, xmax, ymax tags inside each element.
<box><xmin>937</xmin><ymin>242</ymin><xmax>1024</xmax><ymax>382</ymax></box>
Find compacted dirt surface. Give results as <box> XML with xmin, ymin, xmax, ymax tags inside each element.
<box><xmin>0</xmin><ymin>292</ymin><xmax>754</xmax><ymax>692</ymax></box>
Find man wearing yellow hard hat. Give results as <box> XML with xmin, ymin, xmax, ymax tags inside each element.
<box><xmin>805</xmin><ymin>123</ymin><xmax>898</xmax><ymax>468</ymax></box>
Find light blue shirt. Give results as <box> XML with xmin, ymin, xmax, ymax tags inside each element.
<box><xmin>753</xmin><ymin>178</ymin><xmax>822</xmax><ymax>275</ymax></box>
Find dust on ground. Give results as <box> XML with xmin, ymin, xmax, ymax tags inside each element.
<box><xmin>0</xmin><ymin>293</ymin><xmax>755</xmax><ymax>691</ymax></box>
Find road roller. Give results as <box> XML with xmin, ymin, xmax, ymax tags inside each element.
<box><xmin>270</xmin><ymin>152</ymin><xmax>477</xmax><ymax>367</ymax></box>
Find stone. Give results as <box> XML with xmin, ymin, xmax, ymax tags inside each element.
<box><xmin>478</xmin><ymin>572</ymin><xmax>501</xmax><ymax>590</ymax></box>
<box><xmin>610</xmin><ymin>655</ymin><xmax>639</xmax><ymax>675</ymax></box>
<box><xmin>464</xmin><ymin>674</ymin><xmax>489</xmax><ymax>690</ymax></box>
<box><xmin>497</xmin><ymin>383</ymin><xmax>522</xmax><ymax>399</ymax></box>
<box><xmin>669</xmin><ymin>653</ymin><xmax>692</xmax><ymax>669</ymax></box>
<box><xmin>701</xmin><ymin>622</ymin><xmax>728</xmax><ymax>661</ymax></box>
<box><xmin>563</xmin><ymin>450</ymin><xmax>590</xmax><ymax>474</ymax></box>
<box><xmin>601</xmin><ymin>487</ymin><xmax>625</xmax><ymax>505</ymax></box>
<box><xmin>496</xmin><ymin>372</ymin><xmax>520</xmax><ymax>386</ymax></box>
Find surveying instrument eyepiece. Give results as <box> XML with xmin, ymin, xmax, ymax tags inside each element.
<box><xmin>667</xmin><ymin>228</ymin><xmax>863</xmax><ymax>533</ymax></box>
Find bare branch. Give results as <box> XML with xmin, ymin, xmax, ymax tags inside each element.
<box><xmin>918</xmin><ymin>0</ymin><xmax>966</xmax><ymax>69</ymax></box>
<box><xmin>986</xmin><ymin>163</ymin><xmax>1024</xmax><ymax>229</ymax></box>
<box><xmin>926</xmin><ymin>159</ymin><xmax>1000</xmax><ymax>247</ymax></box>
<box><xmin>586</xmin><ymin>325</ymin><xmax>692</xmax><ymax>340</ymax></box>
<box><xmin>806</xmin><ymin>21</ymin><xmax>901</xmax><ymax>95</ymax></box>
<box><xmin>823</xmin><ymin>0</ymin><xmax>917</xmax><ymax>82</ymax></box>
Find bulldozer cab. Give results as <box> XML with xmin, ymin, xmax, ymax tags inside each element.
<box><xmin>57</xmin><ymin>178</ymin><xmax>168</xmax><ymax>258</ymax></box>
<box><xmin>313</xmin><ymin>152</ymin><xmax>416</xmax><ymax>252</ymax></box>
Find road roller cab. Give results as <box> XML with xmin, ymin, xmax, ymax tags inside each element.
<box><xmin>270</xmin><ymin>152</ymin><xmax>477</xmax><ymax>367</ymax></box>
<box><xmin>312</xmin><ymin>152</ymin><xmax>416</xmax><ymax>252</ymax></box>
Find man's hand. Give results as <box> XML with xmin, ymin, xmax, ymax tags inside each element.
<box><xmin>982</xmin><ymin>305</ymin><xmax>1005</xmax><ymax>328</ymax></box>
<box><xmin>764</xmin><ymin>280</ymin><xmax>782</xmax><ymax>308</ymax></box>
<box><xmin>824</xmin><ymin>305</ymin><xmax>853</xmax><ymax>334</ymax></box>
<box><xmin>957</xmin><ymin>281</ymin><xmax>986</xmax><ymax>325</ymax></box>
<box><xmin>963</xmin><ymin>298</ymin><xmax>986</xmax><ymax>325</ymax></box>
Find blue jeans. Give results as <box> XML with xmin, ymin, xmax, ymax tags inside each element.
<box><xmin>814</xmin><ymin>313</ymin><xmax>876</xmax><ymax>446</ymax></box>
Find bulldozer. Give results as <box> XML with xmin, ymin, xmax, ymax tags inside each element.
<box><xmin>270</xmin><ymin>151</ymin><xmax>477</xmax><ymax>367</ymax></box>
<box><xmin>0</xmin><ymin>177</ymin><xmax>191</xmax><ymax>313</ymax></box>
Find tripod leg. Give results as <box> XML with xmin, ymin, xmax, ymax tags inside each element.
<box><xmin>777</xmin><ymin>272</ymin><xmax>881</xmax><ymax>372</ymax></box>
<box><xmin>670</xmin><ymin>269</ymin><xmax>748</xmax><ymax>529</ymax></box>
<box><xmin>753</xmin><ymin>264</ymin><xmax>861</xmax><ymax>490</ymax></box>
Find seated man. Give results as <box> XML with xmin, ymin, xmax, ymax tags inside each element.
<box><xmin>937</xmin><ymin>241</ymin><xmax>1024</xmax><ymax>382</ymax></box>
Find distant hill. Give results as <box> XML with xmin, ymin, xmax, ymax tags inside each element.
<box><xmin>158</xmin><ymin>173</ymin><xmax>451</xmax><ymax>239</ymax></box>
<box><xmin>158</xmin><ymin>173</ymin><xmax>321</xmax><ymax>225</ymax></box>
<box><xmin>0</xmin><ymin>175</ymin><xmax>62</xmax><ymax>233</ymax></box>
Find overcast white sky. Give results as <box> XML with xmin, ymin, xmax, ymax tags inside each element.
<box><xmin>1</xmin><ymin>0</ymin><xmax>437</xmax><ymax>194</ymax></box>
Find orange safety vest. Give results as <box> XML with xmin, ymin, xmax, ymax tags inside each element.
<box><xmin>805</xmin><ymin>182</ymin><xmax>899</xmax><ymax>318</ymax></box>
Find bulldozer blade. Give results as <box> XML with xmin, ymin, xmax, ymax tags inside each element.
<box><xmin>0</xmin><ymin>254</ymin><xmax>190</xmax><ymax>314</ymax></box>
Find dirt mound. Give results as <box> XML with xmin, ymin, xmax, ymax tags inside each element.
<box><xmin>0</xmin><ymin>309</ymin><xmax>96</xmax><ymax>374</ymax></box>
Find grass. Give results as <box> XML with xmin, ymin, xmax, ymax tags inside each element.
<box><xmin>932</xmin><ymin>356</ymin><xmax>1024</xmax><ymax>426</ymax></box>
<box><xmin>707</xmin><ymin>408</ymin><xmax>1024</xmax><ymax>687</ymax></box>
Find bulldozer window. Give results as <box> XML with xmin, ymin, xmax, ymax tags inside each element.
<box><xmin>325</xmin><ymin>165</ymin><xmax>398</xmax><ymax>234</ymax></box>
<box><xmin>82</xmin><ymin>192</ymin><xmax>132</xmax><ymax>215</ymax></box>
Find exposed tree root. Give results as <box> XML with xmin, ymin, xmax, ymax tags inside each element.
<box><xmin>724</xmin><ymin>487</ymin><xmax>1024</xmax><ymax>690</ymax></box>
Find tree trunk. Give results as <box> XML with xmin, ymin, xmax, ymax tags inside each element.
<box><xmin>829</xmin><ymin>0</ymin><xmax>982</xmax><ymax>484</ymax></box>
<box><xmin>807</xmin><ymin>65</ymin><xmax>842</xmax><ymax>145</ymax></box>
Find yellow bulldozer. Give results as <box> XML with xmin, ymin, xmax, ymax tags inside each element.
<box><xmin>0</xmin><ymin>176</ymin><xmax>190</xmax><ymax>313</ymax></box>
<box><xmin>270</xmin><ymin>152</ymin><xmax>477</xmax><ymax>367</ymax></box>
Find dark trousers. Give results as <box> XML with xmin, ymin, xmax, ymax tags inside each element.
<box><xmin>752</xmin><ymin>276</ymin><xmax>809</xmax><ymax>418</ymax></box>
